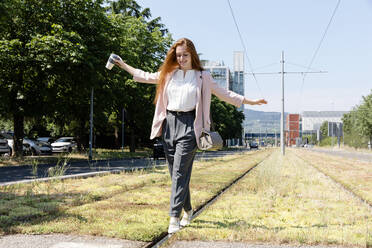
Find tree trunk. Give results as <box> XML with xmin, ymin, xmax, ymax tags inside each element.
<box><xmin>13</xmin><ymin>111</ymin><xmax>24</xmax><ymax>157</ymax></box>
<box><xmin>76</xmin><ymin>119</ymin><xmax>86</xmax><ymax>152</ymax></box>
<box><xmin>130</xmin><ymin>128</ymin><xmax>135</xmax><ymax>153</ymax></box>
<box><xmin>114</xmin><ymin>126</ymin><xmax>119</xmax><ymax>148</ymax></box>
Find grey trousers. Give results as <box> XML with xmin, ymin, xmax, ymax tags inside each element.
<box><xmin>162</xmin><ymin>110</ymin><xmax>197</xmax><ymax>217</ymax></box>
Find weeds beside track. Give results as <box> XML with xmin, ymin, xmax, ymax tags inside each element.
<box><xmin>293</xmin><ymin>149</ymin><xmax>372</xmax><ymax>211</ymax></box>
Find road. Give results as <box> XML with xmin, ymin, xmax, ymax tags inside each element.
<box><xmin>305</xmin><ymin>147</ymin><xmax>372</xmax><ymax>162</ymax></box>
<box><xmin>0</xmin><ymin>149</ymin><xmax>248</xmax><ymax>185</ymax></box>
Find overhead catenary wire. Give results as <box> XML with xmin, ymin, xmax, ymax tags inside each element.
<box><xmin>286</xmin><ymin>61</ymin><xmax>322</xmax><ymax>72</ymax></box>
<box><xmin>250</xmin><ymin>62</ymin><xmax>279</xmax><ymax>72</ymax></box>
<box><xmin>302</xmin><ymin>0</ymin><xmax>341</xmax><ymax>80</ymax></box>
<box><xmin>226</xmin><ymin>0</ymin><xmax>264</xmax><ymax>99</ymax></box>
<box><xmin>298</xmin><ymin>0</ymin><xmax>341</xmax><ymax>112</ymax></box>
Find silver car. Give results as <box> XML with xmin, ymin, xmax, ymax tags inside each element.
<box><xmin>0</xmin><ymin>132</ymin><xmax>38</xmax><ymax>156</ymax></box>
<box><xmin>23</xmin><ymin>138</ymin><xmax>53</xmax><ymax>156</ymax></box>
<box><xmin>0</xmin><ymin>136</ymin><xmax>10</xmax><ymax>155</ymax></box>
<box><xmin>51</xmin><ymin>137</ymin><xmax>77</xmax><ymax>153</ymax></box>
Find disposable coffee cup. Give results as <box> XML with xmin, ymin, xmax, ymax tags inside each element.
<box><xmin>106</xmin><ymin>54</ymin><xmax>122</xmax><ymax>70</ymax></box>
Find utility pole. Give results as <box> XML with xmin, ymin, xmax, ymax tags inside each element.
<box><xmin>281</xmin><ymin>51</ymin><xmax>285</xmax><ymax>155</ymax></box>
<box><xmin>245</xmin><ymin>51</ymin><xmax>327</xmax><ymax>156</ymax></box>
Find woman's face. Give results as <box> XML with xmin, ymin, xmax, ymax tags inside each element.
<box><xmin>176</xmin><ymin>44</ymin><xmax>192</xmax><ymax>70</ymax></box>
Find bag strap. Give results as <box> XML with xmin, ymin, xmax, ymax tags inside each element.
<box><xmin>200</xmin><ymin>71</ymin><xmax>205</xmax><ymax>131</ymax></box>
<box><xmin>200</xmin><ymin>71</ymin><xmax>216</xmax><ymax>131</ymax></box>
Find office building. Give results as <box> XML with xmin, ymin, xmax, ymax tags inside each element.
<box><xmin>301</xmin><ymin>111</ymin><xmax>348</xmax><ymax>131</ymax></box>
<box><xmin>232</xmin><ymin>51</ymin><xmax>244</xmax><ymax>96</ymax></box>
<box><xmin>286</xmin><ymin>114</ymin><xmax>300</xmax><ymax>146</ymax></box>
<box><xmin>201</xmin><ymin>60</ymin><xmax>231</xmax><ymax>90</ymax></box>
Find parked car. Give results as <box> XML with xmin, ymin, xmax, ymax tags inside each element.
<box><xmin>0</xmin><ymin>136</ymin><xmax>10</xmax><ymax>155</ymax></box>
<box><xmin>153</xmin><ymin>139</ymin><xmax>165</xmax><ymax>160</ymax></box>
<box><xmin>23</xmin><ymin>138</ymin><xmax>52</xmax><ymax>156</ymax></box>
<box><xmin>0</xmin><ymin>133</ymin><xmax>34</xmax><ymax>156</ymax></box>
<box><xmin>51</xmin><ymin>137</ymin><xmax>77</xmax><ymax>153</ymax></box>
<box><xmin>249</xmin><ymin>142</ymin><xmax>259</xmax><ymax>149</ymax></box>
<box><xmin>0</xmin><ymin>132</ymin><xmax>14</xmax><ymax>155</ymax></box>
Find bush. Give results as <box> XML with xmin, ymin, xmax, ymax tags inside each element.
<box><xmin>343</xmin><ymin>133</ymin><xmax>369</xmax><ymax>149</ymax></box>
<box><xmin>320</xmin><ymin>137</ymin><xmax>339</xmax><ymax>147</ymax></box>
<box><xmin>0</xmin><ymin>215</ymin><xmax>12</xmax><ymax>227</ymax></box>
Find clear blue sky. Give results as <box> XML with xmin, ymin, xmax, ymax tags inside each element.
<box><xmin>135</xmin><ymin>0</ymin><xmax>372</xmax><ymax>113</ymax></box>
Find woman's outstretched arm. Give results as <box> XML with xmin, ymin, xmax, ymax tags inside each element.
<box><xmin>208</xmin><ymin>71</ymin><xmax>268</xmax><ymax>107</ymax></box>
<box><xmin>243</xmin><ymin>98</ymin><xmax>267</xmax><ymax>105</ymax></box>
<box><xmin>113</xmin><ymin>57</ymin><xmax>159</xmax><ymax>84</ymax></box>
<box><xmin>113</xmin><ymin>58</ymin><xmax>137</xmax><ymax>76</ymax></box>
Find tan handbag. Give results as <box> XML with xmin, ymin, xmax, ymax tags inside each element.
<box><xmin>198</xmin><ymin>71</ymin><xmax>223</xmax><ymax>151</ymax></box>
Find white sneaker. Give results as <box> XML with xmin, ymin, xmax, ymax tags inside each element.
<box><xmin>180</xmin><ymin>210</ymin><xmax>193</xmax><ymax>227</ymax></box>
<box><xmin>168</xmin><ymin>217</ymin><xmax>180</xmax><ymax>234</ymax></box>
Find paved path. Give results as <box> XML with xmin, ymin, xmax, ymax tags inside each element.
<box><xmin>305</xmin><ymin>147</ymin><xmax>372</xmax><ymax>162</ymax></box>
<box><xmin>0</xmin><ymin>235</ymin><xmax>345</xmax><ymax>248</ymax></box>
<box><xmin>0</xmin><ymin>234</ymin><xmax>145</xmax><ymax>248</ymax></box>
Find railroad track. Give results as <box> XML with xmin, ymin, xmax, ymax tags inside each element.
<box><xmin>292</xmin><ymin>152</ymin><xmax>372</xmax><ymax>212</ymax></box>
<box><xmin>142</xmin><ymin>152</ymin><xmax>272</xmax><ymax>248</ymax></box>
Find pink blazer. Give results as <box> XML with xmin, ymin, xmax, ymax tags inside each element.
<box><xmin>133</xmin><ymin>69</ymin><xmax>244</xmax><ymax>148</ymax></box>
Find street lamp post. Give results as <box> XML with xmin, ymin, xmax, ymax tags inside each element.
<box><xmin>89</xmin><ymin>88</ymin><xmax>93</xmax><ymax>161</ymax></box>
<box><xmin>122</xmin><ymin>108</ymin><xmax>125</xmax><ymax>153</ymax></box>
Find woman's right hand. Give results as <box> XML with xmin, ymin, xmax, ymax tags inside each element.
<box><xmin>112</xmin><ymin>56</ymin><xmax>137</xmax><ymax>76</ymax></box>
<box><xmin>113</xmin><ymin>57</ymin><xmax>125</xmax><ymax>69</ymax></box>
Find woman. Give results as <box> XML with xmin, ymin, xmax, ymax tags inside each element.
<box><xmin>114</xmin><ymin>38</ymin><xmax>267</xmax><ymax>233</ymax></box>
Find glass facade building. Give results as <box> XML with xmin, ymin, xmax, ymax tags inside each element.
<box><xmin>232</xmin><ymin>51</ymin><xmax>244</xmax><ymax>112</ymax></box>
<box><xmin>231</xmin><ymin>71</ymin><xmax>244</xmax><ymax>95</ymax></box>
<box><xmin>201</xmin><ymin>60</ymin><xmax>231</xmax><ymax>90</ymax></box>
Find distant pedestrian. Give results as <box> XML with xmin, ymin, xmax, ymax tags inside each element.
<box><xmin>113</xmin><ymin>38</ymin><xmax>267</xmax><ymax>233</ymax></box>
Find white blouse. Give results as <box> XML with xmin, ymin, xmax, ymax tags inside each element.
<box><xmin>166</xmin><ymin>69</ymin><xmax>198</xmax><ymax>112</ymax></box>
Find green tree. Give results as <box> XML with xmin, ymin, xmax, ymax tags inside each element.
<box><xmin>0</xmin><ymin>0</ymin><xmax>89</xmax><ymax>156</ymax></box>
<box><xmin>0</xmin><ymin>0</ymin><xmax>173</xmax><ymax>156</ymax></box>
<box><xmin>342</xmin><ymin>90</ymin><xmax>372</xmax><ymax>148</ymax></box>
<box><xmin>102</xmin><ymin>3</ymin><xmax>172</xmax><ymax>152</ymax></box>
<box><xmin>342</xmin><ymin>109</ymin><xmax>362</xmax><ymax>147</ymax></box>
<box><xmin>320</xmin><ymin>121</ymin><xmax>328</xmax><ymax>137</ymax></box>
<box><xmin>356</xmin><ymin>91</ymin><xmax>372</xmax><ymax>146</ymax></box>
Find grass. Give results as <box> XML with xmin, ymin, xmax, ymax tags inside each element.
<box><xmin>314</xmin><ymin>144</ymin><xmax>372</xmax><ymax>154</ymax></box>
<box><xmin>0</xmin><ymin>147</ymin><xmax>153</xmax><ymax>167</ymax></box>
<box><xmin>0</xmin><ymin>149</ymin><xmax>270</xmax><ymax>241</ymax></box>
<box><xmin>173</xmin><ymin>149</ymin><xmax>372</xmax><ymax>247</ymax></box>
<box><xmin>295</xmin><ymin>148</ymin><xmax>372</xmax><ymax>205</ymax></box>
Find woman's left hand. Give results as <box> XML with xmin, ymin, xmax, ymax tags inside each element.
<box><xmin>243</xmin><ymin>98</ymin><xmax>268</xmax><ymax>105</ymax></box>
<box><xmin>254</xmin><ymin>99</ymin><xmax>267</xmax><ymax>105</ymax></box>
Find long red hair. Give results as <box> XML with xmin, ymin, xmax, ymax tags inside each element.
<box><xmin>154</xmin><ymin>38</ymin><xmax>203</xmax><ymax>104</ymax></box>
